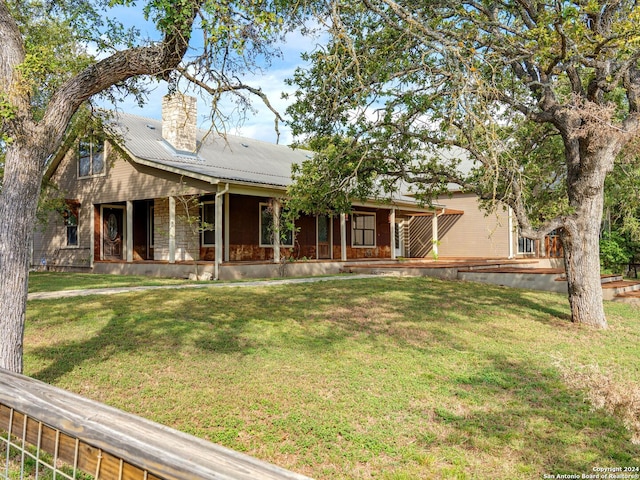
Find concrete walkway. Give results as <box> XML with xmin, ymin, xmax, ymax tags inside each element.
<box><xmin>27</xmin><ymin>274</ymin><xmax>374</xmax><ymax>300</ymax></box>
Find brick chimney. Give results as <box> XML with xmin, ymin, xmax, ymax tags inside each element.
<box><xmin>162</xmin><ymin>94</ymin><xmax>197</xmax><ymax>152</ymax></box>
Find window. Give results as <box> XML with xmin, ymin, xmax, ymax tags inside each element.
<box><xmin>352</xmin><ymin>212</ymin><xmax>376</xmax><ymax>247</ymax></box>
<box><xmin>61</xmin><ymin>202</ymin><xmax>79</xmax><ymax>247</ymax></box>
<box><xmin>78</xmin><ymin>134</ymin><xmax>105</xmax><ymax>178</ymax></box>
<box><xmin>260</xmin><ymin>203</ymin><xmax>293</xmax><ymax>246</ymax></box>
<box><xmin>518</xmin><ymin>236</ymin><xmax>536</xmax><ymax>254</ymax></box>
<box><xmin>201</xmin><ymin>201</ymin><xmax>216</xmax><ymax>246</ymax></box>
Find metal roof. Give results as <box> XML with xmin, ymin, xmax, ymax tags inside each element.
<box><xmin>109</xmin><ymin>112</ymin><xmax>311</xmax><ymax>188</ymax></box>
<box><xmin>108</xmin><ymin>112</ymin><xmax>443</xmax><ymax>209</ymax></box>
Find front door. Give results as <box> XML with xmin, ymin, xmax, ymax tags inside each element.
<box><xmin>103</xmin><ymin>207</ymin><xmax>124</xmax><ymax>260</ymax></box>
<box><xmin>317</xmin><ymin>215</ymin><xmax>331</xmax><ymax>259</ymax></box>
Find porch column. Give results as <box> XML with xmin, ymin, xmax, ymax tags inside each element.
<box><xmin>126</xmin><ymin>201</ymin><xmax>133</xmax><ymax>262</ymax></box>
<box><xmin>272</xmin><ymin>199</ymin><xmax>281</xmax><ymax>264</ymax></box>
<box><xmin>340</xmin><ymin>213</ymin><xmax>347</xmax><ymax>261</ymax></box>
<box><xmin>390</xmin><ymin>208</ymin><xmax>397</xmax><ymax>260</ymax></box>
<box><xmin>224</xmin><ymin>192</ymin><xmax>230</xmax><ymax>262</ymax></box>
<box><xmin>90</xmin><ymin>205</ymin><xmax>95</xmax><ymax>268</ymax></box>
<box><xmin>168</xmin><ymin>196</ymin><xmax>176</xmax><ymax>264</ymax></box>
<box><xmin>214</xmin><ymin>188</ymin><xmax>224</xmax><ymax>280</ymax></box>
<box><xmin>432</xmin><ymin>211</ymin><xmax>439</xmax><ymax>258</ymax></box>
<box><xmin>508</xmin><ymin>207</ymin><xmax>514</xmax><ymax>259</ymax></box>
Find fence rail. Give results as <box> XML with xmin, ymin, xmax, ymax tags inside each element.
<box><xmin>0</xmin><ymin>368</ymin><xmax>312</xmax><ymax>480</ymax></box>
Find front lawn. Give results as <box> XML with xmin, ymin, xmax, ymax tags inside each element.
<box><xmin>24</xmin><ymin>275</ymin><xmax>640</xmax><ymax>479</ymax></box>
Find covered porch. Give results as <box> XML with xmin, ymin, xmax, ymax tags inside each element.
<box><xmin>90</xmin><ymin>193</ymin><xmax>465</xmax><ymax>280</ymax></box>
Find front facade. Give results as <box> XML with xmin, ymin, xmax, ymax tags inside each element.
<box><xmin>32</xmin><ymin>95</ymin><xmax>560</xmax><ymax>279</ymax></box>
<box><xmin>32</xmin><ymin>95</ymin><xmax>446</xmax><ymax>278</ymax></box>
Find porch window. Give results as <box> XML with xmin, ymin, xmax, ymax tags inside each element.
<box><xmin>78</xmin><ymin>134</ymin><xmax>105</xmax><ymax>178</ymax></box>
<box><xmin>259</xmin><ymin>203</ymin><xmax>293</xmax><ymax>247</ymax></box>
<box><xmin>201</xmin><ymin>201</ymin><xmax>216</xmax><ymax>246</ymax></box>
<box><xmin>352</xmin><ymin>212</ymin><xmax>376</xmax><ymax>247</ymax></box>
<box><xmin>61</xmin><ymin>202</ymin><xmax>79</xmax><ymax>247</ymax></box>
<box><xmin>518</xmin><ymin>236</ymin><xmax>536</xmax><ymax>254</ymax></box>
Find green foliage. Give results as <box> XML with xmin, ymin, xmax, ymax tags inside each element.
<box><xmin>7</xmin><ymin>1</ymin><xmax>115</xmax><ymax>115</ymax></box>
<box><xmin>600</xmin><ymin>232</ymin><xmax>632</xmax><ymax>275</ymax></box>
<box><xmin>605</xmin><ymin>153</ymin><xmax>640</xmax><ymax>242</ymax></box>
<box><xmin>287</xmin><ymin>1</ymin><xmax>640</xmax><ymax>237</ymax></box>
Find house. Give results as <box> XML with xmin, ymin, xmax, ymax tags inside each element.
<box><xmin>32</xmin><ymin>94</ymin><xmax>556</xmax><ymax>280</ymax></box>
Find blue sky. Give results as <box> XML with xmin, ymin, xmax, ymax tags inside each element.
<box><xmin>99</xmin><ymin>4</ymin><xmax>320</xmax><ymax>145</ymax></box>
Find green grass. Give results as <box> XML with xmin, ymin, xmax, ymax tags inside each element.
<box><xmin>23</xmin><ymin>274</ymin><xmax>640</xmax><ymax>479</ymax></box>
<box><xmin>28</xmin><ymin>272</ymin><xmax>190</xmax><ymax>293</ymax></box>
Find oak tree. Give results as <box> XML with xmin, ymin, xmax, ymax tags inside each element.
<box><xmin>0</xmin><ymin>0</ymin><xmax>308</xmax><ymax>372</ymax></box>
<box><xmin>287</xmin><ymin>0</ymin><xmax>640</xmax><ymax>328</ymax></box>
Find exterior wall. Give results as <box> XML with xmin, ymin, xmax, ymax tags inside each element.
<box><xmin>31</xmin><ymin>212</ymin><xmax>93</xmax><ymax>271</ymax></box>
<box><xmin>331</xmin><ymin>208</ymin><xmax>393</xmax><ymax>260</ymax></box>
<box><xmin>32</xmin><ymin>141</ymin><xmax>215</xmax><ymax>269</ymax></box>
<box><xmin>227</xmin><ymin>194</ymin><xmax>271</xmax><ymax>261</ymax></box>
<box><xmin>434</xmin><ymin>192</ymin><xmax>513</xmax><ymax>258</ymax></box>
<box><xmin>153</xmin><ymin>197</ymin><xmax>200</xmax><ymax>262</ymax></box>
<box><xmin>33</xmin><ymin>138</ymin><xmax>398</xmax><ymax>271</ymax></box>
<box><xmin>52</xmin><ymin>143</ymin><xmax>213</xmax><ymax>205</ymax></box>
<box><xmin>295</xmin><ymin>214</ymin><xmax>318</xmax><ymax>259</ymax></box>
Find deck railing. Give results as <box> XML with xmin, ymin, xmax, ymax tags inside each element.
<box><xmin>0</xmin><ymin>369</ymin><xmax>312</xmax><ymax>480</ymax></box>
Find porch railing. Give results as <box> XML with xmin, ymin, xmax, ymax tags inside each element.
<box><xmin>0</xmin><ymin>368</ymin><xmax>312</xmax><ymax>480</ymax></box>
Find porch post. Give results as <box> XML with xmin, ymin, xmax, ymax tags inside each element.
<box><xmin>89</xmin><ymin>205</ymin><xmax>95</xmax><ymax>268</ymax></box>
<box><xmin>390</xmin><ymin>208</ymin><xmax>396</xmax><ymax>260</ymax></box>
<box><xmin>508</xmin><ymin>207</ymin><xmax>514</xmax><ymax>259</ymax></box>
<box><xmin>126</xmin><ymin>201</ymin><xmax>133</xmax><ymax>262</ymax></box>
<box><xmin>340</xmin><ymin>213</ymin><xmax>347</xmax><ymax>261</ymax></box>
<box><xmin>168</xmin><ymin>196</ymin><xmax>176</xmax><ymax>264</ymax></box>
<box><xmin>432</xmin><ymin>211</ymin><xmax>439</xmax><ymax>258</ymax></box>
<box><xmin>224</xmin><ymin>192</ymin><xmax>230</xmax><ymax>262</ymax></box>
<box><xmin>214</xmin><ymin>188</ymin><xmax>224</xmax><ymax>280</ymax></box>
<box><xmin>272</xmin><ymin>199</ymin><xmax>281</xmax><ymax>264</ymax></box>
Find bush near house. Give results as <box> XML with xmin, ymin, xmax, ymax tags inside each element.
<box><xmin>600</xmin><ymin>231</ymin><xmax>633</xmax><ymax>275</ymax></box>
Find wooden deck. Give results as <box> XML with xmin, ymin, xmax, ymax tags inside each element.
<box><xmin>345</xmin><ymin>258</ymin><xmax>640</xmax><ymax>301</ymax></box>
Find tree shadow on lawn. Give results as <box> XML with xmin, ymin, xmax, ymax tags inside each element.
<box><xmin>429</xmin><ymin>353</ymin><xmax>639</xmax><ymax>476</ymax></box>
<box><xmin>25</xmin><ymin>279</ymin><xmax>640</xmax><ymax>476</ymax></box>
<box><xmin>26</xmin><ymin>286</ymin><xmax>353</xmax><ymax>384</ymax></box>
<box><xmin>26</xmin><ymin>277</ymin><xmax>584</xmax><ymax>385</ymax></box>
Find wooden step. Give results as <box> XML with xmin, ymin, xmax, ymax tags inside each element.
<box><xmin>602</xmin><ymin>280</ymin><xmax>640</xmax><ymax>301</ymax></box>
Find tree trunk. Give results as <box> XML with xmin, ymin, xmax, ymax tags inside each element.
<box><xmin>0</xmin><ymin>144</ymin><xmax>46</xmax><ymax>373</ymax></box>
<box><xmin>562</xmin><ymin>221</ymin><xmax>607</xmax><ymax>328</ymax></box>
<box><xmin>561</xmin><ymin>146</ymin><xmax>610</xmax><ymax>328</ymax></box>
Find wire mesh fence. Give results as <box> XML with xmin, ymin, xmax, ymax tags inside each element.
<box><xmin>1</xmin><ymin>404</ymin><xmax>130</xmax><ymax>480</ymax></box>
<box><xmin>1</xmin><ymin>369</ymin><xmax>312</xmax><ymax>480</ymax></box>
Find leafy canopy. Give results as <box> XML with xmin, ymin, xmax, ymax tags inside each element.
<box><xmin>287</xmin><ymin>0</ymin><xmax>640</xmax><ymax>238</ymax></box>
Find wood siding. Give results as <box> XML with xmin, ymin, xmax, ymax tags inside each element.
<box><xmin>33</xmin><ymin>142</ymin><xmax>215</xmax><ymax>268</ymax></box>
<box><xmin>435</xmin><ymin>193</ymin><xmax>513</xmax><ymax>258</ymax></box>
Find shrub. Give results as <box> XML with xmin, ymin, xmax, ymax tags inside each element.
<box><xmin>600</xmin><ymin>232</ymin><xmax>631</xmax><ymax>274</ymax></box>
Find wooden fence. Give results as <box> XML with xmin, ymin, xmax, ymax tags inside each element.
<box><xmin>0</xmin><ymin>368</ymin><xmax>312</xmax><ymax>480</ymax></box>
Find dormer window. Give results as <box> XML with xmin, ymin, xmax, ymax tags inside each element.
<box><xmin>78</xmin><ymin>134</ymin><xmax>105</xmax><ymax>178</ymax></box>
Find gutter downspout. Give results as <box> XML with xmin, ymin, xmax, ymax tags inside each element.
<box><xmin>214</xmin><ymin>183</ymin><xmax>230</xmax><ymax>281</ymax></box>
